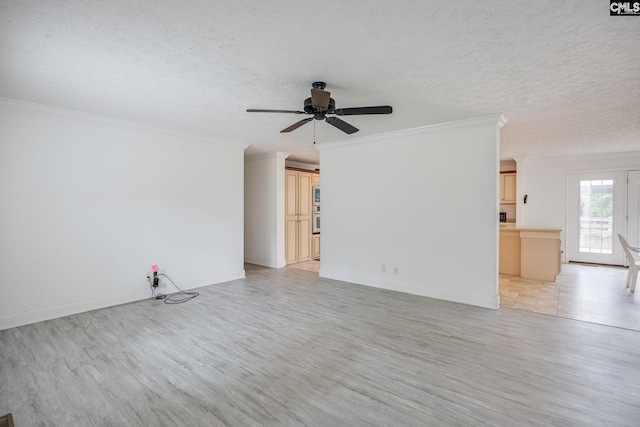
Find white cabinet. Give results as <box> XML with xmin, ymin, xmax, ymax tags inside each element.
<box><xmin>285</xmin><ymin>171</ymin><xmax>312</xmax><ymax>264</ymax></box>
<box><xmin>500</xmin><ymin>173</ymin><xmax>516</xmax><ymax>204</ymax></box>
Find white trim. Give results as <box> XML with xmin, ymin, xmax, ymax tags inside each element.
<box><xmin>316</xmin><ymin>114</ymin><xmax>507</xmax><ymax>152</ymax></box>
<box><xmin>628</xmin><ymin>170</ymin><xmax>640</xmax><ymax>249</ymax></box>
<box><xmin>0</xmin><ymin>96</ymin><xmax>249</xmax><ymax>150</ymax></box>
<box><xmin>496</xmin><ymin>114</ymin><xmax>509</xmax><ymax>129</ymax></box>
<box><xmin>526</xmin><ymin>151</ymin><xmax>640</xmax><ymax>163</ymax></box>
<box><xmin>319</xmin><ymin>268</ymin><xmax>499</xmax><ymax>310</ymax></box>
<box><xmin>0</xmin><ymin>270</ymin><xmax>246</xmax><ymax>331</ymax></box>
<box><xmin>284</xmin><ymin>159</ymin><xmax>320</xmax><ymax>170</ymax></box>
<box><xmin>515</xmin><ymin>157</ymin><xmax>526</xmax><ymax>227</ymax></box>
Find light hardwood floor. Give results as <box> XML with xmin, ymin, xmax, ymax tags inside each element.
<box><xmin>2</xmin><ymin>264</ymin><xmax>640</xmax><ymax>426</ymax></box>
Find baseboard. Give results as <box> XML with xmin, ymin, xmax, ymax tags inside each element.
<box><xmin>175</xmin><ymin>269</ymin><xmax>246</xmax><ymax>291</ymax></box>
<box><xmin>0</xmin><ymin>288</ymin><xmax>151</xmax><ymax>331</ymax></box>
<box><xmin>244</xmin><ymin>256</ymin><xmax>286</xmax><ymax>268</ymax></box>
<box><xmin>0</xmin><ymin>269</ymin><xmax>246</xmax><ymax>331</ymax></box>
<box><xmin>319</xmin><ymin>268</ymin><xmax>499</xmax><ymax>309</ymax></box>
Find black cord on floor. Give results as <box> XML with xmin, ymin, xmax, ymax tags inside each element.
<box><xmin>153</xmin><ymin>273</ymin><xmax>199</xmax><ymax>304</ymax></box>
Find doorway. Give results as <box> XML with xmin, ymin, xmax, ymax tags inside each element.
<box><xmin>501</xmin><ymin>168</ymin><xmax>640</xmax><ymax>331</ymax></box>
<box><xmin>567</xmin><ymin>171</ymin><xmax>626</xmax><ymax>265</ymax></box>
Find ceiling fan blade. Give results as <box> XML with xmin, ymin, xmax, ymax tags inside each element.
<box><xmin>325</xmin><ymin>117</ymin><xmax>359</xmax><ymax>134</ymax></box>
<box><xmin>281</xmin><ymin>118</ymin><xmax>313</xmax><ymax>133</ymax></box>
<box><xmin>247</xmin><ymin>109</ymin><xmax>306</xmax><ymax>114</ymax></box>
<box><xmin>333</xmin><ymin>106</ymin><xmax>393</xmax><ymax>116</ymax></box>
<box><xmin>311</xmin><ymin>89</ymin><xmax>331</xmax><ymax>109</ymax></box>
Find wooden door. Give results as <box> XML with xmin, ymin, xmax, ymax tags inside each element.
<box><xmin>297</xmin><ymin>173</ymin><xmax>312</xmax><ymax>262</ymax></box>
<box><xmin>285</xmin><ymin>172</ymin><xmax>299</xmax><ymax>264</ymax></box>
<box><xmin>312</xmin><ymin>235</ymin><xmax>321</xmax><ymax>259</ymax></box>
<box><xmin>298</xmin><ymin>217</ymin><xmax>312</xmax><ymax>262</ymax></box>
<box><xmin>284</xmin><ymin>171</ymin><xmax>313</xmax><ymax>264</ymax></box>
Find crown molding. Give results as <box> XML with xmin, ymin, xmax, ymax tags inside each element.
<box><xmin>316</xmin><ymin>114</ymin><xmax>507</xmax><ymax>152</ymax></box>
<box><xmin>245</xmin><ymin>152</ymin><xmax>290</xmax><ymax>162</ymax></box>
<box><xmin>0</xmin><ymin>97</ymin><xmax>249</xmax><ymax>150</ymax></box>
<box><xmin>496</xmin><ymin>114</ymin><xmax>509</xmax><ymax>128</ymax></box>
<box><xmin>525</xmin><ymin>151</ymin><xmax>640</xmax><ymax>163</ymax></box>
<box><xmin>284</xmin><ymin>159</ymin><xmax>320</xmax><ymax>170</ymax></box>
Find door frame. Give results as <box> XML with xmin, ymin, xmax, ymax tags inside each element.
<box><xmin>628</xmin><ymin>170</ymin><xmax>640</xmax><ymax>249</ymax></box>
<box><xmin>566</xmin><ymin>169</ymin><xmax>626</xmax><ymax>265</ymax></box>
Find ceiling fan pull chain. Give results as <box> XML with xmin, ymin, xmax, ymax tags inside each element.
<box><xmin>313</xmin><ymin>119</ymin><xmax>316</xmax><ymax>144</ymax></box>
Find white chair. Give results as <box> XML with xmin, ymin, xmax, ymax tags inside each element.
<box><xmin>618</xmin><ymin>234</ymin><xmax>640</xmax><ymax>293</ymax></box>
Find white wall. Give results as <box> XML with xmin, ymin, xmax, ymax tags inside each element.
<box><xmin>317</xmin><ymin>115</ymin><xmax>505</xmax><ymax>309</ymax></box>
<box><xmin>522</xmin><ymin>152</ymin><xmax>640</xmax><ymax>262</ymax></box>
<box><xmin>0</xmin><ymin>99</ymin><xmax>246</xmax><ymax>330</ymax></box>
<box><xmin>244</xmin><ymin>152</ymin><xmax>288</xmax><ymax>268</ymax></box>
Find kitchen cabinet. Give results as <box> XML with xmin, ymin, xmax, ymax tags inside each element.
<box><xmin>500</xmin><ymin>173</ymin><xmax>516</xmax><ymax>204</ymax></box>
<box><xmin>520</xmin><ymin>230</ymin><xmax>561</xmax><ymax>281</ymax></box>
<box><xmin>312</xmin><ymin>235</ymin><xmax>320</xmax><ymax>259</ymax></box>
<box><xmin>499</xmin><ymin>229</ymin><xmax>521</xmax><ymax>276</ymax></box>
<box><xmin>285</xmin><ymin>171</ymin><xmax>312</xmax><ymax>264</ymax></box>
<box><xmin>312</xmin><ymin>174</ymin><xmax>321</xmax><ymax>260</ymax></box>
<box><xmin>499</xmin><ymin>227</ymin><xmax>561</xmax><ymax>281</ymax></box>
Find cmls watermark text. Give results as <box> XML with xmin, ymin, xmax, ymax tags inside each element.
<box><xmin>610</xmin><ymin>1</ymin><xmax>640</xmax><ymax>15</ymax></box>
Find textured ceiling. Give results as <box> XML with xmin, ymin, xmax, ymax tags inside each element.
<box><xmin>1</xmin><ymin>1</ymin><xmax>639</xmax><ymax>163</ymax></box>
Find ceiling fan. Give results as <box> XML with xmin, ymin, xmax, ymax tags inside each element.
<box><xmin>246</xmin><ymin>82</ymin><xmax>392</xmax><ymax>135</ymax></box>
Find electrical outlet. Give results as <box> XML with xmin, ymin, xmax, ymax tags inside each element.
<box><xmin>147</xmin><ymin>265</ymin><xmax>166</xmax><ymax>289</ymax></box>
<box><xmin>381</xmin><ymin>265</ymin><xmax>386</xmax><ymax>273</ymax></box>
<box><xmin>156</xmin><ymin>268</ymin><xmax>166</xmax><ymax>288</ymax></box>
<box><xmin>393</xmin><ymin>267</ymin><xmax>399</xmax><ymax>275</ymax></box>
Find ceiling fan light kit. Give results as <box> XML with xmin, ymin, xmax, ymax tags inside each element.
<box><xmin>247</xmin><ymin>82</ymin><xmax>392</xmax><ymax>136</ymax></box>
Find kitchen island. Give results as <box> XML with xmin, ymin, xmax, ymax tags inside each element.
<box><xmin>499</xmin><ymin>226</ymin><xmax>562</xmax><ymax>282</ymax></box>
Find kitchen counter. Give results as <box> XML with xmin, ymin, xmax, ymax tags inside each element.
<box><xmin>500</xmin><ymin>227</ymin><xmax>562</xmax><ymax>281</ymax></box>
<box><xmin>500</xmin><ymin>224</ymin><xmax>562</xmax><ymax>232</ymax></box>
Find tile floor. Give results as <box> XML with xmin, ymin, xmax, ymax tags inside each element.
<box><xmin>289</xmin><ymin>261</ymin><xmax>640</xmax><ymax>331</ymax></box>
<box><xmin>287</xmin><ymin>260</ymin><xmax>320</xmax><ymax>273</ymax></box>
<box><xmin>501</xmin><ymin>263</ymin><xmax>640</xmax><ymax>331</ymax></box>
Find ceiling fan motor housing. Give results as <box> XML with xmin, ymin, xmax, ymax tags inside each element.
<box><xmin>304</xmin><ymin>97</ymin><xmax>335</xmax><ymax>115</ymax></box>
